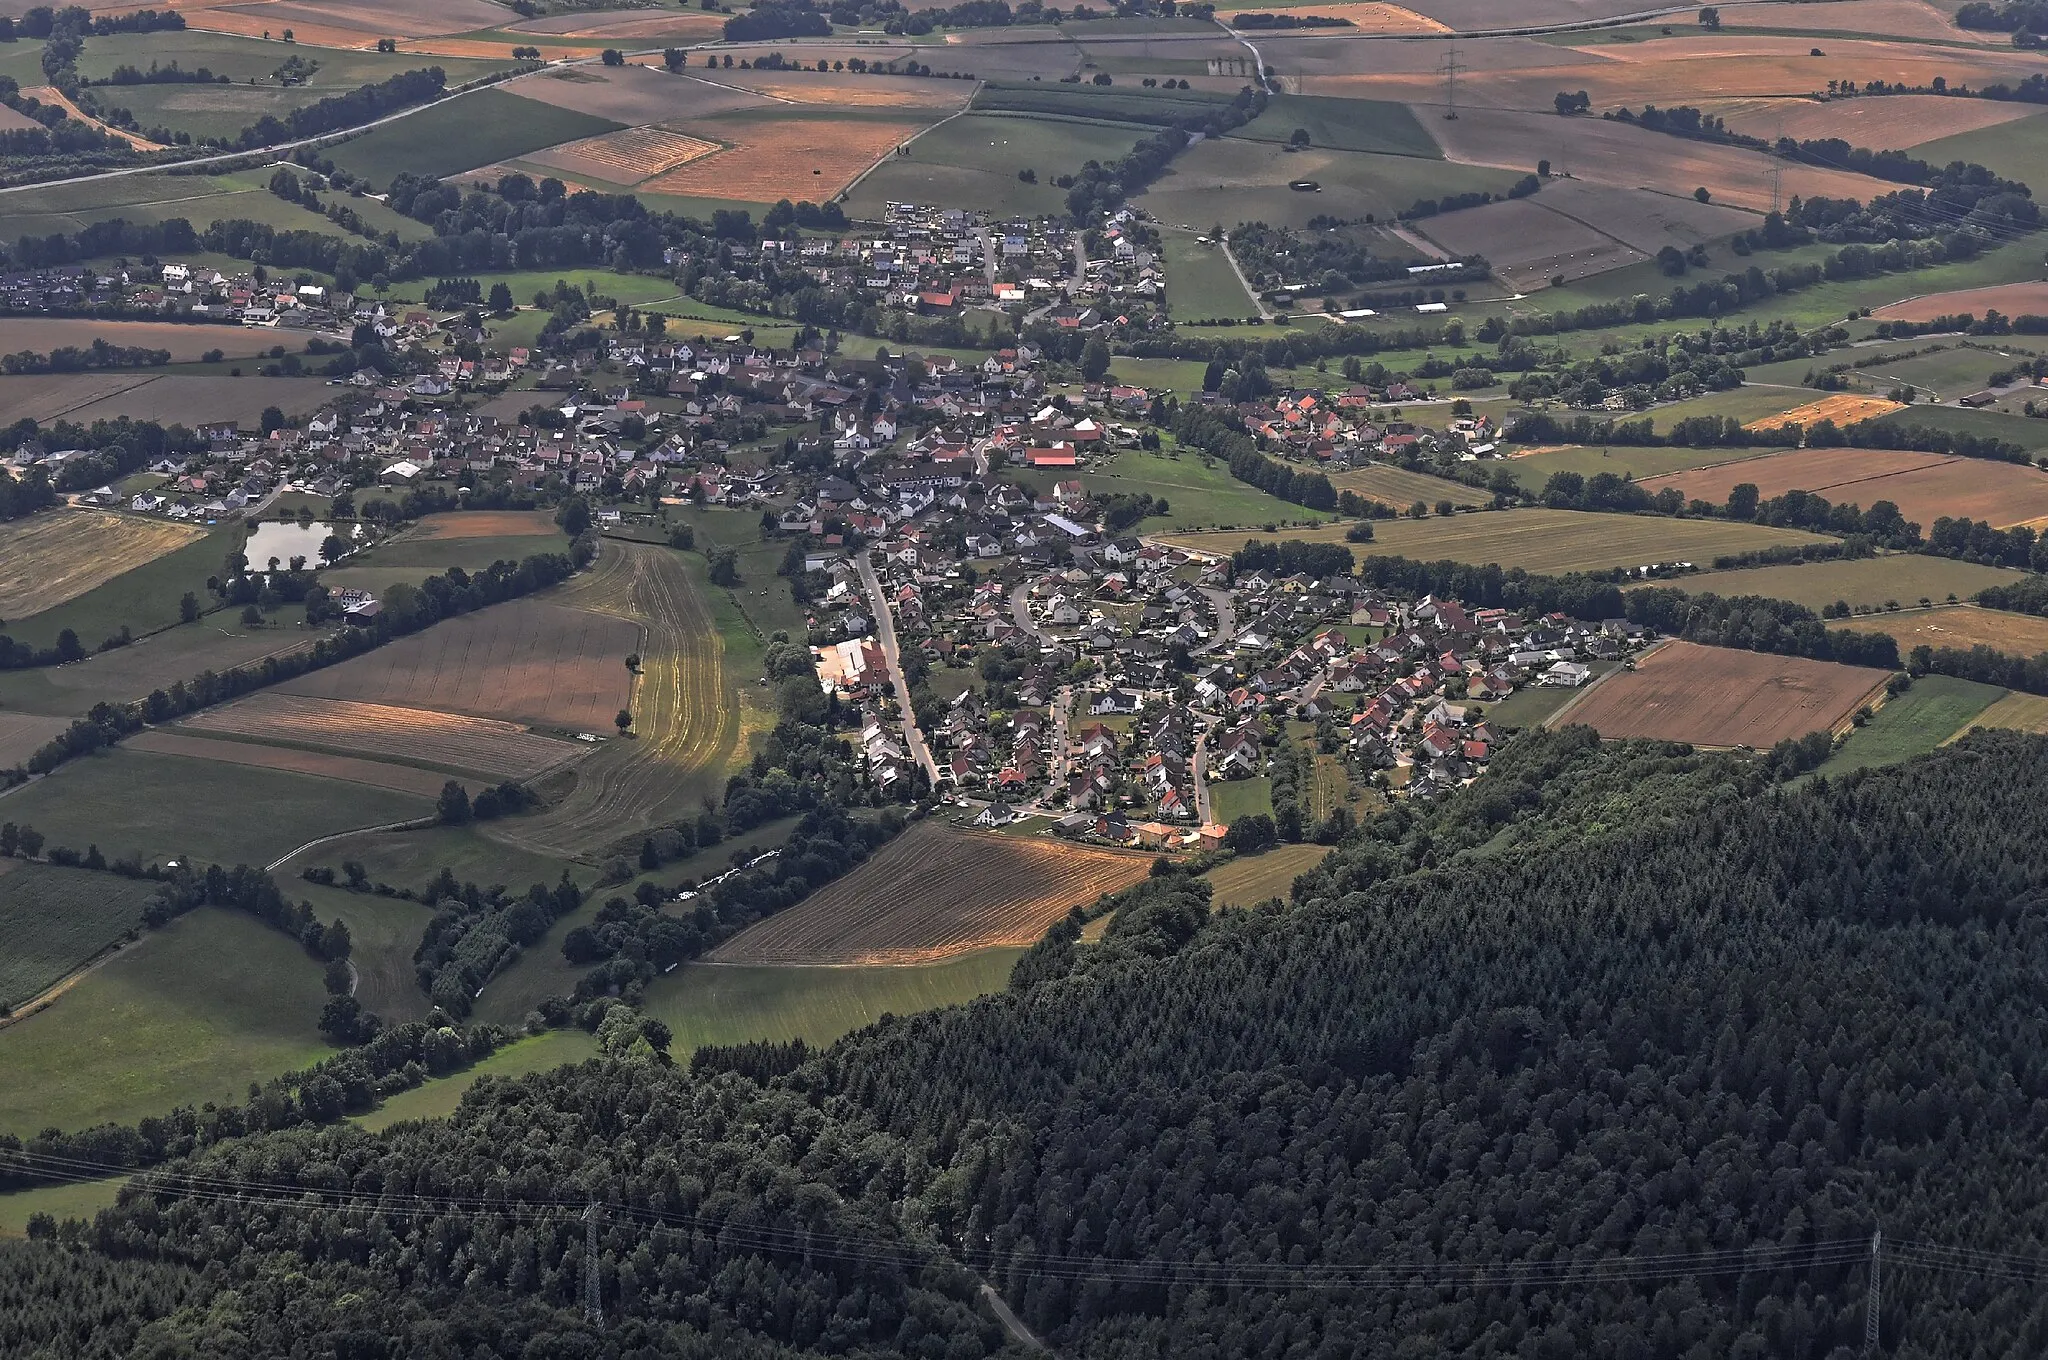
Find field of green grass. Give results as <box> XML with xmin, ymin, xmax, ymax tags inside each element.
<box><xmin>0</xmin><ymin>907</ymin><xmax>331</xmax><ymax>1138</ymax></box>
<box><xmin>1170</xmin><ymin>509</ymin><xmax>1830</xmax><ymax>574</ymax></box>
<box><xmin>3</xmin><ymin>748</ymin><xmax>433</xmax><ymax>869</ymax></box>
<box><xmin>845</xmin><ymin>112</ymin><xmax>1145</xmax><ymax>221</ymax></box>
<box><xmin>328</xmin><ymin>87</ymin><xmax>622</xmax><ymax>187</ymax></box>
<box><xmin>1070</xmin><ymin>446</ymin><xmax>1338</xmax><ymax>530</ymax></box>
<box><xmin>0</xmin><ymin>168</ymin><xmax>375</xmax><ymax>240</ymax></box>
<box><xmin>1915</xmin><ymin>111</ymin><xmax>2048</xmax><ymax>206</ymax></box>
<box><xmin>354</xmin><ymin>1028</ymin><xmax>599</xmax><ymax>1131</ymax></box>
<box><xmin>1202</xmin><ymin>842</ymin><xmax>1330</xmax><ymax>909</ymax></box>
<box><xmin>1869</xmin><ymin>403</ymin><xmax>2048</xmax><ymax>453</ymax></box>
<box><xmin>283</xmin><ymin>821</ymin><xmax>579</xmax><ymax>895</ymax></box>
<box><xmin>641</xmin><ymin>949</ymin><xmax>1024</xmax><ymax>1053</ymax></box>
<box><xmin>293</xmin><ymin>881</ymin><xmax>432</xmax><ymax>1024</ymax></box>
<box><xmin>1142</xmin><ymin>138</ymin><xmax>1524</xmax><ymax>232</ymax></box>
<box><xmin>340</xmin><ymin>531</ymin><xmax>572</xmax><ymax>574</ymax></box>
<box><xmin>0</xmin><ymin>864</ymin><xmax>163</xmax><ymax>1012</ymax></box>
<box><xmin>0</xmin><ymin>1176</ymin><xmax>125</xmax><ymax>1237</ymax></box>
<box><xmin>1162</xmin><ymin>231</ymin><xmax>1256</xmax><ymax>320</ymax></box>
<box><xmin>1235</xmin><ymin>94</ymin><xmax>1439</xmax><ymax>158</ymax></box>
<box><xmin>972</xmin><ymin>79</ymin><xmax>1233</xmax><ymax>125</ymax></box>
<box><xmin>1815</xmin><ymin>675</ymin><xmax>2007</xmax><ymax>777</ymax></box>
<box><xmin>384</xmin><ymin>267</ymin><xmax>682</xmax><ymax>309</ymax></box>
<box><xmin>1645</xmin><ymin>386</ymin><xmax>1820</xmax><ymax>427</ymax></box>
<box><xmin>1501</xmin><ymin>444</ymin><xmax>1785</xmax><ymax>493</ymax></box>
<box><xmin>1210</xmin><ymin>775</ymin><xmax>1274</xmax><ymax>824</ymax></box>
<box><xmin>4</xmin><ymin>524</ymin><xmax>245</xmax><ymax>652</ymax></box>
<box><xmin>0</xmin><ymin>615</ymin><xmax>324</xmax><ymax>717</ymax></box>
<box><xmin>1852</xmin><ymin>347</ymin><xmax>2011</xmax><ymax>400</ymax></box>
<box><xmin>1658</xmin><ymin>554</ymin><xmax>2027</xmax><ymax>611</ymax></box>
<box><xmin>1476</xmin><ymin>661</ymin><xmax>1619</xmax><ymax>729</ymax></box>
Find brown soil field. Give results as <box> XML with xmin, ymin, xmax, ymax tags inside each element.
<box><xmin>0</xmin><ymin>511</ymin><xmax>202</xmax><ymax>620</ymax></box>
<box><xmin>506</xmin><ymin>8</ymin><xmax>728</xmax><ymax>38</ymax></box>
<box><xmin>642</xmin><ymin>114</ymin><xmax>934</xmax><ymax>202</ymax></box>
<box><xmin>1639</xmin><ymin>447</ymin><xmax>2048</xmax><ymax>528</ymax></box>
<box><xmin>730</xmin><ymin>73</ymin><xmax>974</xmax><ymax>109</ymax></box>
<box><xmin>0</xmin><ymin>374</ymin><xmax>329</xmax><ymax>427</ymax></box>
<box><xmin>0</xmin><ymin>102</ymin><xmax>36</xmax><ymax>132</ymax></box>
<box><xmin>1425</xmin><ymin>104</ymin><xmax>1891</xmax><ymax>212</ymax></box>
<box><xmin>0</xmin><ymin>710</ymin><xmax>68</xmax><ymax>767</ymax></box>
<box><xmin>181</xmin><ymin>9</ymin><xmax>384</xmax><ymax>46</ymax></box>
<box><xmin>708</xmin><ymin>821</ymin><xmax>1158</xmax><ymax>965</ymax></box>
<box><xmin>410</xmin><ymin>510</ymin><xmax>563</xmax><ymax>540</ymax></box>
<box><xmin>1564</xmin><ymin>638</ymin><xmax>1890</xmax><ymax>746</ymax></box>
<box><xmin>1706</xmin><ymin>93</ymin><xmax>2037</xmax><ymax>147</ymax></box>
<box><xmin>177</xmin><ymin>692</ymin><xmax>587</xmax><ymax>780</ymax></box>
<box><xmin>1746</xmin><ymin>394</ymin><xmax>1906</xmax><ymax>429</ymax></box>
<box><xmin>507</xmin><ymin>65</ymin><xmax>768</xmax><ymax>124</ymax></box>
<box><xmin>0</xmin><ymin>319</ymin><xmax>294</xmax><ymax>361</ymax></box>
<box><xmin>1846</xmin><ymin>605</ymin><xmax>2048</xmax><ymax>656</ymax></box>
<box><xmin>1723</xmin><ymin>0</ymin><xmax>2003</xmax><ymax>42</ymax></box>
<box><xmin>1398</xmin><ymin>0</ymin><xmax>1663</xmax><ymax>26</ymax></box>
<box><xmin>213</xmin><ymin>0</ymin><xmax>507</xmax><ymax>38</ymax></box>
<box><xmin>125</xmin><ymin>729</ymin><xmax>460</xmax><ymax>797</ymax></box>
<box><xmin>526</xmin><ymin>126</ymin><xmax>719</xmax><ymax>185</ymax></box>
<box><xmin>279</xmin><ymin>598</ymin><xmax>639</xmax><ymax>731</ymax></box>
<box><xmin>1875</xmin><ymin>282</ymin><xmax>2048</xmax><ymax>322</ymax></box>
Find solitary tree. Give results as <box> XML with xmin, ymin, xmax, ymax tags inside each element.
<box><xmin>616</xmin><ymin>708</ymin><xmax>634</xmax><ymax>735</ymax></box>
<box><xmin>626</xmin><ymin>652</ymin><xmax>641</xmax><ymax>672</ymax></box>
<box><xmin>1288</xmin><ymin>127</ymin><xmax>1311</xmax><ymax>146</ymax></box>
<box><xmin>1699</xmin><ymin>5</ymin><xmax>1721</xmax><ymax>27</ymax></box>
<box><xmin>437</xmin><ymin>780</ymin><xmax>472</xmax><ymax>824</ymax></box>
<box><xmin>1694</xmin><ymin>186</ymin><xmax>1712</xmax><ymax>203</ymax></box>
<box><xmin>601</xmin><ymin>47</ymin><xmax>625</xmax><ymax>65</ymax></box>
<box><xmin>179</xmin><ymin>592</ymin><xmax>200</xmax><ymax>624</ymax></box>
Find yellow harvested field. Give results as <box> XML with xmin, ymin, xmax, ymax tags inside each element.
<box><xmin>1849</xmin><ymin>605</ymin><xmax>2048</xmax><ymax>656</ymax></box>
<box><xmin>177</xmin><ymin>693</ymin><xmax>587</xmax><ymax>781</ymax></box>
<box><xmin>506</xmin><ymin>8</ymin><xmax>728</xmax><ymax>38</ymax></box>
<box><xmin>1875</xmin><ymin>282</ymin><xmax>2048</xmax><ymax>322</ymax></box>
<box><xmin>124</xmin><ymin>729</ymin><xmax>460</xmax><ymax>799</ymax></box>
<box><xmin>408</xmin><ymin>36</ymin><xmax>602</xmax><ymax>59</ymax></box>
<box><xmin>210</xmin><ymin>0</ymin><xmax>507</xmax><ymax>38</ymax></box>
<box><xmin>0</xmin><ymin>711</ymin><xmax>68</xmax><ymax>767</ymax></box>
<box><xmin>734</xmin><ymin>74</ymin><xmax>973</xmax><ymax>108</ymax></box>
<box><xmin>412</xmin><ymin>510</ymin><xmax>563</xmax><ymax>540</ymax></box>
<box><xmin>641</xmin><ymin>116</ymin><xmax>931</xmax><ymax>203</ymax></box>
<box><xmin>1962</xmin><ymin>691</ymin><xmax>2048</xmax><ymax>737</ymax></box>
<box><xmin>1226</xmin><ymin>0</ymin><xmax>1450</xmax><ymax>30</ymax></box>
<box><xmin>1640</xmin><ymin>446</ymin><xmax>2048</xmax><ymax>529</ymax></box>
<box><xmin>1204</xmin><ymin>843</ymin><xmax>1333</xmax><ymax>910</ymax></box>
<box><xmin>1705</xmin><ymin>93</ymin><xmax>2038</xmax><ymax>148</ymax></box>
<box><xmin>0</xmin><ymin>511</ymin><xmax>202</xmax><ymax>620</ymax></box>
<box><xmin>527</xmin><ymin>126</ymin><xmax>721</xmax><ymax>187</ymax></box>
<box><xmin>1746</xmin><ymin>394</ymin><xmax>1905</xmax><ymax>429</ymax></box>
<box><xmin>1723</xmin><ymin>0</ymin><xmax>2003</xmax><ymax>42</ymax></box>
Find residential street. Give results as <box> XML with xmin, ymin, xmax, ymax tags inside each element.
<box><xmin>856</xmin><ymin>549</ymin><xmax>939</xmax><ymax>784</ymax></box>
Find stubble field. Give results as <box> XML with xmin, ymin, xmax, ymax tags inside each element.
<box><xmin>0</xmin><ymin>711</ymin><xmax>68</xmax><ymax>766</ymax></box>
<box><xmin>0</xmin><ymin>319</ymin><xmax>296</xmax><ymax>360</ymax></box>
<box><xmin>1836</xmin><ymin>605</ymin><xmax>2048</xmax><ymax>656</ymax></box>
<box><xmin>709</xmin><ymin>821</ymin><xmax>1158</xmax><ymax>965</ymax></box>
<box><xmin>1563</xmin><ymin>639</ymin><xmax>1890</xmax><ymax>746</ymax></box>
<box><xmin>1638</xmin><ymin>447</ymin><xmax>2048</xmax><ymax>529</ymax></box>
<box><xmin>123</xmin><ymin>728</ymin><xmax>471</xmax><ymax>798</ymax></box>
<box><xmin>641</xmin><ymin>111</ymin><xmax>938</xmax><ymax>202</ymax></box>
<box><xmin>279</xmin><ymin>598</ymin><xmax>638</xmax><ymax>732</ymax></box>
<box><xmin>525</xmin><ymin>125</ymin><xmax>721</xmax><ymax>186</ymax></box>
<box><xmin>0</xmin><ymin>511</ymin><xmax>203</xmax><ymax>621</ymax></box>
<box><xmin>176</xmin><ymin>692</ymin><xmax>588</xmax><ymax>780</ymax></box>
<box><xmin>1747</xmin><ymin>394</ymin><xmax>1906</xmax><ymax>429</ymax></box>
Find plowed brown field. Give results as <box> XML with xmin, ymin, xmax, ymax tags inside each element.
<box><xmin>709</xmin><ymin>821</ymin><xmax>1158</xmax><ymax>965</ymax></box>
<box><xmin>1875</xmin><ymin>282</ymin><xmax>2048</xmax><ymax>322</ymax></box>
<box><xmin>1638</xmin><ymin>447</ymin><xmax>2048</xmax><ymax>529</ymax></box>
<box><xmin>1563</xmin><ymin>639</ymin><xmax>1889</xmax><ymax>746</ymax></box>
<box><xmin>177</xmin><ymin>692</ymin><xmax>586</xmax><ymax>780</ymax></box>
<box><xmin>412</xmin><ymin>510</ymin><xmax>563</xmax><ymax>540</ymax></box>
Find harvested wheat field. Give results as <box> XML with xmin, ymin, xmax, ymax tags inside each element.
<box><xmin>1564</xmin><ymin>639</ymin><xmax>1890</xmax><ymax>747</ymax></box>
<box><xmin>731</xmin><ymin>73</ymin><xmax>973</xmax><ymax>109</ymax></box>
<box><xmin>643</xmin><ymin>114</ymin><xmax>932</xmax><ymax>202</ymax></box>
<box><xmin>506</xmin><ymin>8</ymin><xmax>728</xmax><ymax>38</ymax></box>
<box><xmin>1847</xmin><ymin>605</ymin><xmax>2048</xmax><ymax>657</ymax></box>
<box><xmin>709</xmin><ymin>821</ymin><xmax>1158</xmax><ymax>965</ymax></box>
<box><xmin>1875</xmin><ymin>282</ymin><xmax>2048</xmax><ymax>322</ymax></box>
<box><xmin>410</xmin><ymin>510</ymin><xmax>564</xmax><ymax>540</ymax></box>
<box><xmin>0</xmin><ymin>711</ymin><xmax>68</xmax><ymax>767</ymax></box>
<box><xmin>211</xmin><ymin>0</ymin><xmax>506</xmax><ymax>38</ymax></box>
<box><xmin>526</xmin><ymin>126</ymin><xmax>720</xmax><ymax>186</ymax></box>
<box><xmin>280</xmin><ymin>598</ymin><xmax>638</xmax><ymax>732</ymax></box>
<box><xmin>177</xmin><ymin>693</ymin><xmax>586</xmax><ymax>780</ymax></box>
<box><xmin>1963</xmin><ymin>690</ymin><xmax>2048</xmax><ymax>737</ymax></box>
<box><xmin>1746</xmin><ymin>394</ymin><xmax>1906</xmax><ymax>430</ymax></box>
<box><xmin>0</xmin><ymin>318</ymin><xmax>281</xmax><ymax>361</ymax></box>
<box><xmin>0</xmin><ymin>511</ymin><xmax>202</xmax><ymax>620</ymax></box>
<box><xmin>1639</xmin><ymin>447</ymin><xmax>2048</xmax><ymax>529</ymax></box>
<box><xmin>1224</xmin><ymin>0</ymin><xmax>1450</xmax><ymax>32</ymax></box>
<box><xmin>508</xmin><ymin>65</ymin><xmax>767</xmax><ymax>124</ymax></box>
<box><xmin>125</xmin><ymin>729</ymin><xmax>459</xmax><ymax>798</ymax></box>
<box><xmin>1705</xmin><ymin>93</ymin><xmax>2037</xmax><ymax>148</ymax></box>
<box><xmin>1722</xmin><ymin>0</ymin><xmax>2003</xmax><ymax>42</ymax></box>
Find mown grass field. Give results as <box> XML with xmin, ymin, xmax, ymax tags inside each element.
<box><xmin>1502</xmin><ymin>445</ymin><xmax>1784</xmax><ymax>493</ymax></box>
<box><xmin>1170</xmin><ymin>510</ymin><xmax>1830</xmax><ymax>574</ymax></box>
<box><xmin>1330</xmin><ymin>463</ymin><xmax>1485</xmax><ymax>510</ymax></box>
<box><xmin>1476</xmin><ymin>661</ymin><xmax>1618</xmax><ymax>729</ymax></box>
<box><xmin>1914</xmin><ymin>110</ymin><xmax>2048</xmax><ymax>211</ymax></box>
<box><xmin>1053</xmin><ymin>446</ymin><xmax>1337</xmax><ymax>530</ymax></box>
<box><xmin>1815</xmin><ymin>675</ymin><xmax>2007</xmax><ymax>776</ymax></box>
<box><xmin>2</xmin><ymin>526</ymin><xmax>244</xmax><ymax>651</ymax></box>
<box><xmin>281</xmin><ymin>821</ymin><xmax>580</xmax><ymax>897</ymax></box>
<box><xmin>1</xmin><ymin>748</ymin><xmax>433</xmax><ymax>869</ymax></box>
<box><xmin>1966</xmin><ymin>690</ymin><xmax>2048</xmax><ymax>736</ymax></box>
<box><xmin>0</xmin><ymin>865</ymin><xmax>162</xmax><ymax>1012</ymax></box>
<box><xmin>1162</xmin><ymin>232</ymin><xmax>1256</xmax><ymax>320</ymax></box>
<box><xmin>1235</xmin><ymin>94</ymin><xmax>1439</xmax><ymax>157</ymax></box>
<box><xmin>1869</xmin><ymin>404</ymin><xmax>2048</xmax><ymax>454</ymax></box>
<box><xmin>293</xmin><ymin>881</ymin><xmax>433</xmax><ymax>1024</ymax></box>
<box><xmin>0</xmin><ymin>620</ymin><xmax>319</xmax><ymax>717</ymax></box>
<box><xmin>844</xmin><ymin>112</ymin><xmax>1145</xmax><ymax>220</ymax></box>
<box><xmin>1141</xmin><ymin>138</ymin><xmax>1523</xmax><ymax>232</ymax></box>
<box><xmin>0</xmin><ymin>1176</ymin><xmax>125</xmax><ymax>1237</ymax></box>
<box><xmin>1203</xmin><ymin>843</ymin><xmax>1331</xmax><ymax>910</ymax></box>
<box><xmin>354</xmin><ymin>1028</ymin><xmax>600</xmax><ymax>1131</ymax></box>
<box><xmin>1656</xmin><ymin>555</ymin><xmax>2027</xmax><ymax>611</ymax></box>
<box><xmin>328</xmin><ymin>87</ymin><xmax>623</xmax><ymax>185</ymax></box>
<box><xmin>1210</xmin><ymin>776</ymin><xmax>1274</xmax><ymax>824</ymax></box>
<box><xmin>0</xmin><ymin>907</ymin><xmax>330</xmax><ymax>1138</ymax></box>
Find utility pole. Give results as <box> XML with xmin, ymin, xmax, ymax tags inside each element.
<box><xmin>1441</xmin><ymin>45</ymin><xmax>1462</xmax><ymax>120</ymax></box>
<box><xmin>584</xmin><ymin>1201</ymin><xmax>603</xmax><ymax>1326</ymax></box>
<box><xmin>1864</xmin><ymin>1227</ymin><xmax>1882</xmax><ymax>1355</ymax></box>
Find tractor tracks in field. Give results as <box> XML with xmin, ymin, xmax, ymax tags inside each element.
<box><xmin>487</xmin><ymin>539</ymin><xmax>738</xmax><ymax>859</ymax></box>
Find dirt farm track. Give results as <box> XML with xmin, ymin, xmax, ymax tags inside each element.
<box><xmin>1562</xmin><ymin>640</ymin><xmax>1890</xmax><ymax>748</ymax></box>
<box><xmin>710</xmin><ymin>821</ymin><xmax>1158</xmax><ymax>966</ymax></box>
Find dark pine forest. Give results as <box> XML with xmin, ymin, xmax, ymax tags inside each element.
<box><xmin>5</xmin><ymin>728</ymin><xmax>2048</xmax><ymax>1358</ymax></box>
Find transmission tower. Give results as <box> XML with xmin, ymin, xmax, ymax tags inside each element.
<box><xmin>1864</xmin><ymin>1228</ymin><xmax>1882</xmax><ymax>1355</ymax></box>
<box><xmin>584</xmin><ymin>1201</ymin><xmax>604</xmax><ymax>1326</ymax></box>
<box><xmin>1440</xmin><ymin>45</ymin><xmax>1462</xmax><ymax>120</ymax></box>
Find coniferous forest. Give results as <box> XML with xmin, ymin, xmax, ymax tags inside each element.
<box><xmin>5</xmin><ymin>729</ymin><xmax>2048</xmax><ymax>1358</ymax></box>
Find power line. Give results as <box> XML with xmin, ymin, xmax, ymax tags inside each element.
<box><xmin>1440</xmin><ymin>45</ymin><xmax>1462</xmax><ymax>121</ymax></box>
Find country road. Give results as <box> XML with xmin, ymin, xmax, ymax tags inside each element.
<box><xmin>857</xmin><ymin>549</ymin><xmax>939</xmax><ymax>785</ymax></box>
